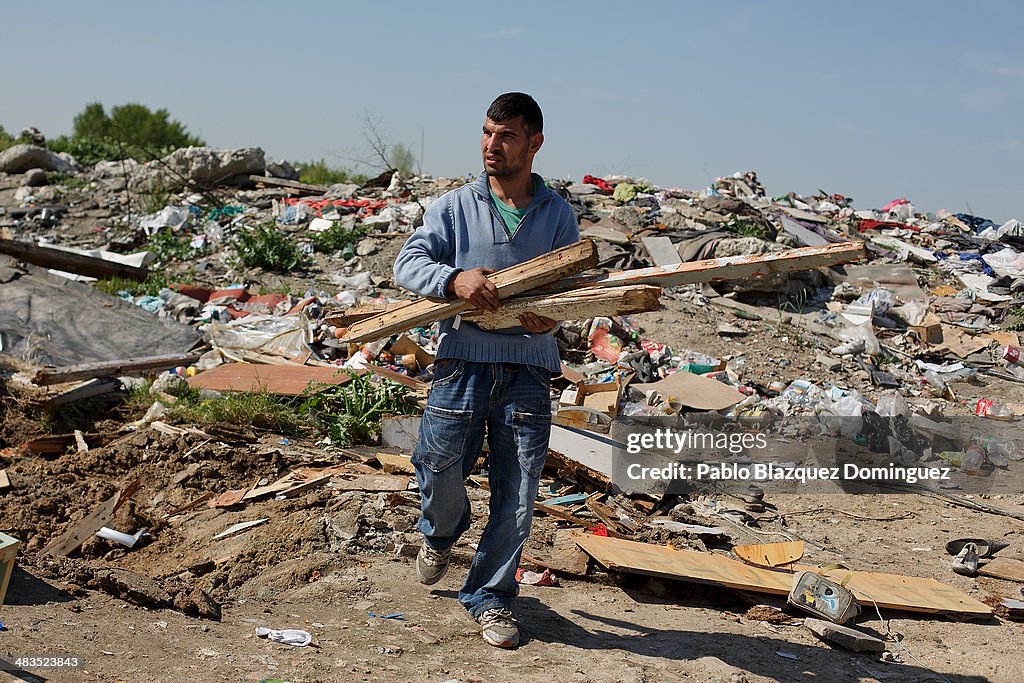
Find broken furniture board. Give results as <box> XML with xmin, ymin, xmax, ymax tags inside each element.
<box><xmin>641</xmin><ymin>236</ymin><xmax>683</xmax><ymax>267</ymax></box>
<box><xmin>545</xmin><ymin>242</ymin><xmax>866</xmax><ymax>293</ymax></box>
<box><xmin>632</xmin><ymin>370</ymin><xmax>745</xmax><ymax>412</ymax></box>
<box><xmin>838</xmin><ymin>263</ymin><xmax>928</xmax><ymax>302</ymax></box>
<box><xmin>42</xmin><ymin>479</ymin><xmax>141</xmax><ymax>556</ymax></box>
<box><xmin>573</xmin><ymin>533</ymin><xmax>992</xmax><ymax>617</ymax></box>
<box><xmin>0</xmin><ymin>532</ymin><xmax>20</xmax><ymax>608</ymax></box>
<box><xmin>462</xmin><ymin>285</ymin><xmax>661</xmax><ymax>330</ymax></box>
<box><xmin>979</xmin><ymin>557</ymin><xmax>1024</xmax><ymax>583</ymax></box>
<box><xmin>47</xmin><ymin>378</ymin><xmax>122</xmax><ymax>406</ymax></box>
<box><xmin>0</xmin><ymin>256</ymin><xmax>201</xmax><ymax>367</ymax></box>
<box><xmin>734</xmin><ymin>541</ymin><xmax>805</xmax><ymax>568</ymax></box>
<box><xmin>186</xmin><ymin>363</ymin><xmax>353</xmax><ymax>396</ymax></box>
<box><xmin>340</xmin><ymin>240</ymin><xmax>599</xmax><ymax>344</ymax></box>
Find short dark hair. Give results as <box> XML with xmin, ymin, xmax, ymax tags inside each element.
<box><xmin>486</xmin><ymin>92</ymin><xmax>543</xmax><ymax>135</ymax></box>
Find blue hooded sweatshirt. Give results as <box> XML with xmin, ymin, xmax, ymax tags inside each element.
<box><xmin>393</xmin><ymin>172</ymin><xmax>580</xmax><ymax>372</ymax></box>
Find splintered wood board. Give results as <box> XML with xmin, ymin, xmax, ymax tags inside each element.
<box><xmin>734</xmin><ymin>541</ymin><xmax>805</xmax><ymax>568</ymax></box>
<box><xmin>43</xmin><ymin>479</ymin><xmax>141</xmax><ymax>556</ymax></box>
<box><xmin>573</xmin><ymin>533</ymin><xmax>992</xmax><ymax>617</ymax></box>
<box><xmin>187</xmin><ymin>363</ymin><xmax>353</xmax><ymax>396</ymax></box>
<box><xmin>545</xmin><ymin>242</ymin><xmax>866</xmax><ymax>292</ymax></box>
<box><xmin>979</xmin><ymin>557</ymin><xmax>1024</xmax><ymax>583</ymax></box>
<box><xmin>340</xmin><ymin>239</ymin><xmax>598</xmax><ymax>344</ymax></box>
<box><xmin>462</xmin><ymin>285</ymin><xmax>662</xmax><ymax>330</ymax></box>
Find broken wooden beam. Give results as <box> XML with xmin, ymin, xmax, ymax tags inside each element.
<box><xmin>340</xmin><ymin>240</ymin><xmax>599</xmax><ymax>344</ymax></box>
<box><xmin>543</xmin><ymin>241</ymin><xmax>866</xmax><ymax>293</ymax></box>
<box><xmin>248</xmin><ymin>174</ymin><xmax>329</xmax><ymax>195</ymax></box>
<box><xmin>0</xmin><ymin>238</ymin><xmax>150</xmax><ymax>281</ymax></box>
<box><xmin>43</xmin><ymin>479</ymin><xmax>141</xmax><ymax>556</ymax></box>
<box><xmin>34</xmin><ymin>352</ymin><xmax>204</xmax><ymax>386</ymax></box>
<box><xmin>462</xmin><ymin>285</ymin><xmax>661</xmax><ymax>330</ymax></box>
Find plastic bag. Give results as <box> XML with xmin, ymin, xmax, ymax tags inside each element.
<box><xmin>837</xmin><ymin>322</ymin><xmax>880</xmax><ymax>356</ymax></box>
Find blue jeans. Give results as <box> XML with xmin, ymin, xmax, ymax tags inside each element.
<box><xmin>412</xmin><ymin>359</ymin><xmax>552</xmax><ymax>617</ymax></box>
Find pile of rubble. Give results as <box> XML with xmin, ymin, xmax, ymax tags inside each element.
<box><xmin>2</xmin><ymin>140</ymin><xmax>1024</xmax><ymax>675</ymax></box>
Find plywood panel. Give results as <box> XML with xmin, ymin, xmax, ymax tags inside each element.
<box><xmin>574</xmin><ymin>533</ymin><xmax>991</xmax><ymax>617</ymax></box>
<box><xmin>734</xmin><ymin>541</ymin><xmax>805</xmax><ymax>568</ymax></box>
<box><xmin>187</xmin><ymin>363</ymin><xmax>354</xmax><ymax>396</ymax></box>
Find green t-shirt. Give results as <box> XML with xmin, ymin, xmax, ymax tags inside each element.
<box><xmin>489</xmin><ymin>181</ymin><xmax>538</xmax><ymax>237</ymax></box>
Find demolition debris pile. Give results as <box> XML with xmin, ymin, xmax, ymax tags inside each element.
<box><xmin>1</xmin><ymin>140</ymin><xmax>1024</xmax><ymax>677</ymax></box>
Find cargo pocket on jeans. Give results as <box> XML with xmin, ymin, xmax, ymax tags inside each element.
<box><xmin>412</xmin><ymin>404</ymin><xmax>473</xmax><ymax>473</ymax></box>
<box><xmin>512</xmin><ymin>410</ymin><xmax>552</xmax><ymax>478</ymax></box>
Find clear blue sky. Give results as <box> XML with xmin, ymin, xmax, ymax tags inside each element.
<box><xmin>2</xmin><ymin>1</ymin><xmax>1021</xmax><ymax>222</ymax></box>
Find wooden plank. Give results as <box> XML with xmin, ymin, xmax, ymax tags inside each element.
<box><xmin>462</xmin><ymin>285</ymin><xmax>661</xmax><ymax>330</ymax></box>
<box><xmin>47</xmin><ymin>378</ymin><xmax>121</xmax><ymax>408</ymax></box>
<box><xmin>34</xmin><ymin>352</ymin><xmax>204</xmax><ymax>386</ymax></box>
<box><xmin>42</xmin><ymin>479</ymin><xmax>141</xmax><ymax>556</ymax></box>
<box><xmin>0</xmin><ymin>238</ymin><xmax>150</xmax><ymax>280</ymax></box>
<box><xmin>186</xmin><ymin>362</ymin><xmax>354</xmax><ymax>396</ymax></box>
<box><xmin>979</xmin><ymin>557</ymin><xmax>1024</xmax><ymax>583</ymax></box>
<box><xmin>544</xmin><ymin>242</ymin><xmax>866</xmax><ymax>293</ymax></box>
<box><xmin>734</xmin><ymin>541</ymin><xmax>805</xmax><ymax>568</ymax></box>
<box><xmin>323</xmin><ymin>301</ymin><xmax>407</xmax><ymax>327</ymax></box>
<box><xmin>640</xmin><ymin>235</ymin><xmax>682</xmax><ymax>267</ymax></box>
<box><xmin>332</xmin><ymin>474</ymin><xmax>409</xmax><ymax>492</ymax></box>
<box><xmin>573</xmin><ymin>533</ymin><xmax>992</xmax><ymax>617</ymax></box>
<box><xmin>340</xmin><ymin>240</ymin><xmax>599</xmax><ymax>344</ymax></box>
<box><xmin>249</xmin><ymin>174</ymin><xmax>328</xmax><ymax>195</ymax></box>
<box><xmin>165</xmin><ymin>492</ymin><xmax>213</xmax><ymax>517</ymax></box>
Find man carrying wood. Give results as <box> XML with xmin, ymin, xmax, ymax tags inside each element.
<box><xmin>393</xmin><ymin>92</ymin><xmax>579</xmax><ymax>648</ymax></box>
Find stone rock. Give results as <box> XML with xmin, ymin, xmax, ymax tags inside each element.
<box><xmin>610</xmin><ymin>205</ymin><xmax>644</xmax><ymax>230</ymax></box>
<box><xmin>0</xmin><ymin>144</ymin><xmax>82</xmax><ymax>174</ymax></box>
<box><xmin>21</xmin><ymin>169</ymin><xmax>48</xmax><ymax>187</ymax></box>
<box><xmin>266</xmin><ymin>159</ymin><xmax>299</xmax><ymax>181</ymax></box>
<box><xmin>326</xmin><ymin>182</ymin><xmax>360</xmax><ymax>199</ymax></box>
<box><xmin>172</xmin><ymin>587</ymin><xmax>222</xmax><ymax>621</ymax></box>
<box><xmin>130</xmin><ymin>146</ymin><xmax>265</xmax><ymax>192</ymax></box>
<box><xmin>93</xmin><ymin>158</ymin><xmax>141</xmax><ymax>180</ymax></box>
<box><xmin>701</xmin><ymin>195</ymin><xmax>748</xmax><ymax>215</ymax></box>
<box><xmin>150</xmin><ymin>372</ymin><xmax>187</xmax><ymax>396</ymax></box>
<box><xmin>803</xmin><ymin>617</ymin><xmax>886</xmax><ymax>653</ymax></box>
<box><xmin>94</xmin><ymin>568</ymin><xmax>171</xmax><ymax>608</ymax></box>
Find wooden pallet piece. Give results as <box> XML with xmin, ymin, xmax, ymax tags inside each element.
<box><xmin>339</xmin><ymin>239</ymin><xmax>599</xmax><ymax>344</ymax></box>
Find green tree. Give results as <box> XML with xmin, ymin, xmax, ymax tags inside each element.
<box><xmin>0</xmin><ymin>125</ymin><xmax>14</xmax><ymax>152</ymax></box>
<box><xmin>72</xmin><ymin>102</ymin><xmax>111</xmax><ymax>140</ymax></box>
<box><xmin>70</xmin><ymin>101</ymin><xmax>204</xmax><ymax>152</ymax></box>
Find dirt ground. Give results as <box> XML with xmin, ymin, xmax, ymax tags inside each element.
<box><xmin>2</xmin><ymin>289</ymin><xmax>1023</xmax><ymax>683</ymax></box>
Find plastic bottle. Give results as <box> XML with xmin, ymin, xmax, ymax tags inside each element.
<box><xmin>975</xmin><ymin>398</ymin><xmax>1015</xmax><ymax>420</ymax></box>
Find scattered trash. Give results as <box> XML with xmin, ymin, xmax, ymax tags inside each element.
<box><xmin>254</xmin><ymin>627</ymin><xmax>312</xmax><ymax>647</ymax></box>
